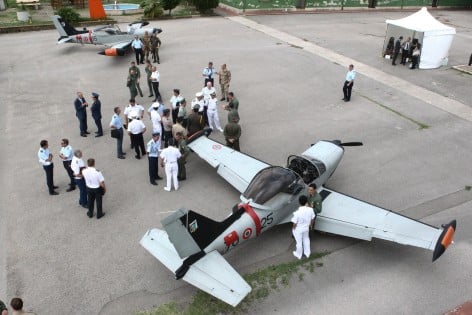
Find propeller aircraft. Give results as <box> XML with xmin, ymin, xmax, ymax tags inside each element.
<box><xmin>51</xmin><ymin>15</ymin><xmax>162</xmax><ymax>56</ymax></box>
<box><xmin>140</xmin><ymin>129</ymin><xmax>456</xmax><ymax>307</ymax></box>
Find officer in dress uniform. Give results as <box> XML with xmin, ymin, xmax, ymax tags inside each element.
<box><xmin>127</xmin><ymin>113</ymin><xmax>147</xmax><ymax>159</ymax></box>
<box><xmin>110</xmin><ymin>107</ymin><xmax>126</xmax><ymax>159</ymax></box>
<box><xmin>58</xmin><ymin>138</ymin><xmax>76</xmax><ymax>192</ymax></box>
<box><xmin>71</xmin><ymin>149</ymin><xmax>87</xmax><ymax>208</ymax></box>
<box><xmin>82</xmin><ymin>158</ymin><xmax>106</xmax><ymax>219</ymax></box>
<box><xmin>91</xmin><ymin>92</ymin><xmax>103</xmax><ymax>137</ymax></box>
<box><xmin>202</xmin><ymin>61</ymin><xmax>216</xmax><ymax>86</ymax></box>
<box><xmin>147</xmin><ymin>132</ymin><xmax>163</xmax><ymax>185</ymax></box>
<box><xmin>160</xmin><ymin>142</ymin><xmax>182</xmax><ymax>192</ymax></box>
<box><xmin>291</xmin><ymin>195</ymin><xmax>315</xmax><ymax>260</ymax></box>
<box><xmin>38</xmin><ymin>140</ymin><xmax>58</xmax><ymax>195</ymax></box>
<box><xmin>175</xmin><ymin>132</ymin><xmax>190</xmax><ymax>181</ymax></box>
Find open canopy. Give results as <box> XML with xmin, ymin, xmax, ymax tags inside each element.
<box><xmin>384</xmin><ymin>7</ymin><xmax>456</xmax><ymax>69</ymax></box>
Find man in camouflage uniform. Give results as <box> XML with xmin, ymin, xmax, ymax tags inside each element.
<box><xmin>142</xmin><ymin>31</ymin><xmax>151</xmax><ymax>62</ymax></box>
<box><xmin>128</xmin><ymin>61</ymin><xmax>143</xmax><ymax>97</ymax></box>
<box><xmin>223</xmin><ymin>116</ymin><xmax>241</xmax><ymax>151</ymax></box>
<box><xmin>150</xmin><ymin>32</ymin><xmax>162</xmax><ymax>64</ymax></box>
<box><xmin>218</xmin><ymin>64</ymin><xmax>231</xmax><ymax>101</ymax></box>
<box><xmin>127</xmin><ymin>69</ymin><xmax>139</xmax><ymax>99</ymax></box>
<box><xmin>175</xmin><ymin>132</ymin><xmax>190</xmax><ymax>180</ymax></box>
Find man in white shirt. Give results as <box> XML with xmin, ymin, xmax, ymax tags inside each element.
<box><xmin>38</xmin><ymin>139</ymin><xmax>58</xmax><ymax>195</ymax></box>
<box><xmin>149</xmin><ymin>102</ymin><xmax>162</xmax><ymax>136</ymax></box>
<box><xmin>147</xmin><ymin>132</ymin><xmax>162</xmax><ymax>185</ymax></box>
<box><xmin>71</xmin><ymin>149</ymin><xmax>87</xmax><ymax>208</ymax></box>
<box><xmin>291</xmin><ymin>195</ymin><xmax>315</xmax><ymax>259</ymax></box>
<box><xmin>170</xmin><ymin>88</ymin><xmax>183</xmax><ymax>123</ymax></box>
<box><xmin>150</xmin><ymin>66</ymin><xmax>161</xmax><ymax>101</ymax></box>
<box><xmin>342</xmin><ymin>64</ymin><xmax>356</xmax><ymax>102</ymax></box>
<box><xmin>59</xmin><ymin>138</ymin><xmax>75</xmax><ymax>192</ymax></box>
<box><xmin>202</xmin><ymin>61</ymin><xmax>215</xmax><ymax>86</ymax></box>
<box><xmin>128</xmin><ymin>114</ymin><xmax>147</xmax><ymax>159</ymax></box>
<box><xmin>82</xmin><ymin>158</ymin><xmax>106</xmax><ymax>219</ymax></box>
<box><xmin>207</xmin><ymin>92</ymin><xmax>223</xmax><ymax>132</ymax></box>
<box><xmin>131</xmin><ymin>34</ymin><xmax>144</xmax><ymax>64</ymax></box>
<box><xmin>160</xmin><ymin>142</ymin><xmax>182</xmax><ymax>192</ymax></box>
<box><xmin>123</xmin><ymin>99</ymin><xmax>144</xmax><ymax>126</ymax></box>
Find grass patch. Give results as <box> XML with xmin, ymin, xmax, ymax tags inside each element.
<box><xmin>136</xmin><ymin>251</ymin><xmax>328</xmax><ymax>315</ymax></box>
<box><xmin>360</xmin><ymin>94</ymin><xmax>430</xmax><ymax>130</ymax></box>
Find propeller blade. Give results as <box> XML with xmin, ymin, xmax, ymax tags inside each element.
<box><xmin>340</xmin><ymin>142</ymin><xmax>363</xmax><ymax>147</ymax></box>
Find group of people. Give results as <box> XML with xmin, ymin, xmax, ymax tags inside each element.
<box><xmin>0</xmin><ymin>297</ymin><xmax>35</xmax><ymax>315</ymax></box>
<box><xmin>385</xmin><ymin>36</ymin><xmax>422</xmax><ymax>69</ymax></box>
<box><xmin>130</xmin><ymin>32</ymin><xmax>162</xmax><ymax>65</ymax></box>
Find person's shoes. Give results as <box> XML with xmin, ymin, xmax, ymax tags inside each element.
<box><xmin>66</xmin><ymin>187</ymin><xmax>75</xmax><ymax>192</ymax></box>
<box><xmin>135</xmin><ymin>155</ymin><xmax>141</xmax><ymax>159</ymax></box>
<box><xmin>81</xmin><ymin>134</ymin><xmax>87</xmax><ymax>137</ymax></box>
<box><xmin>118</xmin><ymin>156</ymin><xmax>126</xmax><ymax>159</ymax></box>
<box><xmin>95</xmin><ymin>134</ymin><xmax>103</xmax><ymax>137</ymax></box>
<box><xmin>97</xmin><ymin>213</ymin><xmax>106</xmax><ymax>219</ymax></box>
<box><xmin>87</xmin><ymin>213</ymin><xmax>93</xmax><ymax>218</ymax></box>
<box><xmin>81</xmin><ymin>204</ymin><xmax>88</xmax><ymax>209</ymax></box>
<box><xmin>85</xmin><ymin>131</ymin><xmax>91</xmax><ymax>134</ymax></box>
<box><xmin>177</xmin><ymin>177</ymin><xmax>186</xmax><ymax>181</ymax></box>
<box><xmin>53</xmin><ymin>185</ymin><xmax>59</xmax><ymax>189</ymax></box>
<box><xmin>122</xmin><ymin>152</ymin><xmax>127</xmax><ymax>155</ymax></box>
<box><xmin>150</xmin><ymin>181</ymin><xmax>158</xmax><ymax>185</ymax></box>
<box><xmin>292</xmin><ymin>251</ymin><xmax>302</xmax><ymax>260</ymax></box>
<box><xmin>50</xmin><ymin>191</ymin><xmax>59</xmax><ymax>195</ymax></box>
<box><xmin>157</xmin><ymin>61</ymin><xmax>160</xmax><ymax>64</ymax></box>
<box><xmin>148</xmin><ymin>95</ymin><xmax>154</xmax><ymax>97</ymax></box>
<box><xmin>218</xmin><ymin>128</ymin><xmax>223</xmax><ymax>132</ymax></box>
<box><xmin>220</xmin><ymin>97</ymin><xmax>226</xmax><ymax>101</ymax></box>
<box><xmin>342</xmin><ymin>98</ymin><xmax>346</xmax><ymax>101</ymax></box>
<box><xmin>156</xmin><ymin>176</ymin><xmax>163</xmax><ymax>180</ymax></box>
<box><xmin>164</xmin><ymin>187</ymin><xmax>171</xmax><ymax>192</ymax></box>
<box><xmin>344</xmin><ymin>99</ymin><xmax>350</xmax><ymax>102</ymax></box>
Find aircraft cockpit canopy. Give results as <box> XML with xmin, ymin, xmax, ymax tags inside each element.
<box><xmin>243</xmin><ymin>166</ymin><xmax>304</xmax><ymax>205</ymax></box>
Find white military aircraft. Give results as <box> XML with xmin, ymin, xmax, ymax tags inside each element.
<box><xmin>51</xmin><ymin>15</ymin><xmax>162</xmax><ymax>56</ymax></box>
<box><xmin>140</xmin><ymin>130</ymin><xmax>456</xmax><ymax>307</ymax></box>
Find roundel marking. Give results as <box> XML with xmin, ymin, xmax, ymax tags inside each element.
<box><xmin>212</xmin><ymin>144</ymin><xmax>222</xmax><ymax>150</ymax></box>
<box><xmin>243</xmin><ymin>228</ymin><xmax>252</xmax><ymax>240</ymax></box>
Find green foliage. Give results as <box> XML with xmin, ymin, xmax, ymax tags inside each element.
<box><xmin>190</xmin><ymin>0</ymin><xmax>219</xmax><ymax>13</ymax></box>
<box><xmin>141</xmin><ymin>0</ymin><xmax>164</xmax><ymax>18</ymax></box>
<box><xmin>55</xmin><ymin>7</ymin><xmax>80</xmax><ymax>25</ymax></box>
<box><xmin>162</xmin><ymin>0</ymin><xmax>180</xmax><ymax>14</ymax></box>
<box><xmin>135</xmin><ymin>301</ymin><xmax>182</xmax><ymax>315</ymax></box>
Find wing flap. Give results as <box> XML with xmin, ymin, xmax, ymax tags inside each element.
<box><xmin>140</xmin><ymin>228</ymin><xmax>183</xmax><ymax>273</ymax></box>
<box><xmin>188</xmin><ymin>136</ymin><xmax>269</xmax><ymax>193</ymax></box>
<box><xmin>184</xmin><ymin>251</ymin><xmax>251</xmax><ymax>307</ymax></box>
<box><xmin>317</xmin><ymin>188</ymin><xmax>443</xmax><ymax>251</ymax></box>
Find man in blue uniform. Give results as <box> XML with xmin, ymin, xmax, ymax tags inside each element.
<box><xmin>91</xmin><ymin>92</ymin><xmax>103</xmax><ymax>137</ymax></box>
<box><xmin>74</xmin><ymin>92</ymin><xmax>89</xmax><ymax>137</ymax></box>
<box><xmin>38</xmin><ymin>139</ymin><xmax>58</xmax><ymax>195</ymax></box>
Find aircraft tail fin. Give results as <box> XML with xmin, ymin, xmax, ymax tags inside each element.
<box><xmin>161</xmin><ymin>208</ymin><xmax>245</xmax><ymax>258</ymax></box>
<box><xmin>140</xmin><ymin>229</ymin><xmax>251</xmax><ymax>307</ymax></box>
<box><xmin>52</xmin><ymin>15</ymin><xmax>88</xmax><ymax>38</ymax></box>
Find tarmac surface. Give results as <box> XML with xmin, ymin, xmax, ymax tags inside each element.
<box><xmin>1</xmin><ymin>9</ymin><xmax>471</xmax><ymax>315</ymax></box>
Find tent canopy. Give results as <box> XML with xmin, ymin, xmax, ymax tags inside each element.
<box><xmin>384</xmin><ymin>7</ymin><xmax>456</xmax><ymax>69</ymax></box>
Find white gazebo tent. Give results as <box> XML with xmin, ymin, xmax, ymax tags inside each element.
<box><xmin>383</xmin><ymin>7</ymin><xmax>456</xmax><ymax>69</ymax></box>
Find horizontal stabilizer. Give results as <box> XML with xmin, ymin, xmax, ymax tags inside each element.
<box><xmin>58</xmin><ymin>37</ymin><xmax>73</xmax><ymax>44</ymax></box>
<box><xmin>183</xmin><ymin>250</ymin><xmax>251</xmax><ymax>307</ymax></box>
<box><xmin>140</xmin><ymin>229</ymin><xmax>251</xmax><ymax>307</ymax></box>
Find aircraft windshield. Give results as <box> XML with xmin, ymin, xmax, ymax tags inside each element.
<box><xmin>243</xmin><ymin>166</ymin><xmax>302</xmax><ymax>205</ymax></box>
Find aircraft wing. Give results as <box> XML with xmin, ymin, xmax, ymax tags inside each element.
<box><xmin>107</xmin><ymin>40</ymin><xmax>132</xmax><ymax>50</ymax></box>
<box><xmin>309</xmin><ymin>188</ymin><xmax>455</xmax><ymax>261</ymax></box>
<box><xmin>187</xmin><ymin>132</ymin><xmax>269</xmax><ymax>193</ymax></box>
<box><xmin>140</xmin><ymin>229</ymin><xmax>251</xmax><ymax>306</ymax></box>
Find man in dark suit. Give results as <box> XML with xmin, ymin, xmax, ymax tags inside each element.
<box><xmin>91</xmin><ymin>92</ymin><xmax>103</xmax><ymax>137</ymax></box>
<box><xmin>392</xmin><ymin>36</ymin><xmax>403</xmax><ymax>66</ymax></box>
<box><xmin>74</xmin><ymin>92</ymin><xmax>89</xmax><ymax>137</ymax></box>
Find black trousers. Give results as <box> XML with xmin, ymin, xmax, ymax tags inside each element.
<box><xmin>172</xmin><ymin>107</ymin><xmax>179</xmax><ymax>124</ymax></box>
<box><xmin>392</xmin><ymin>50</ymin><xmax>400</xmax><ymax>64</ymax></box>
<box><xmin>151</xmin><ymin>81</ymin><xmax>161</xmax><ymax>101</ymax></box>
<box><xmin>87</xmin><ymin>187</ymin><xmax>103</xmax><ymax>217</ymax></box>
<box><xmin>148</xmin><ymin>156</ymin><xmax>159</xmax><ymax>182</ymax></box>
<box><xmin>469</xmin><ymin>53</ymin><xmax>472</xmax><ymax>66</ymax></box>
<box><xmin>343</xmin><ymin>81</ymin><xmax>354</xmax><ymax>101</ymax></box>
<box><xmin>134</xmin><ymin>48</ymin><xmax>143</xmax><ymax>63</ymax></box>
<box><xmin>78</xmin><ymin>117</ymin><xmax>88</xmax><ymax>135</ymax></box>
<box><xmin>43</xmin><ymin>163</ymin><xmax>55</xmax><ymax>194</ymax></box>
<box><xmin>401</xmin><ymin>49</ymin><xmax>409</xmax><ymax>64</ymax></box>
<box><xmin>62</xmin><ymin>160</ymin><xmax>75</xmax><ymax>188</ymax></box>
<box><xmin>131</xmin><ymin>133</ymin><xmax>146</xmax><ymax>157</ymax></box>
<box><xmin>94</xmin><ymin>118</ymin><xmax>103</xmax><ymax>135</ymax></box>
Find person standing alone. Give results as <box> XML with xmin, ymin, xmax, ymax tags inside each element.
<box><xmin>342</xmin><ymin>64</ymin><xmax>356</xmax><ymax>102</ymax></box>
<box><xmin>291</xmin><ymin>195</ymin><xmax>315</xmax><ymax>260</ymax></box>
<box><xmin>38</xmin><ymin>139</ymin><xmax>58</xmax><ymax>195</ymax></box>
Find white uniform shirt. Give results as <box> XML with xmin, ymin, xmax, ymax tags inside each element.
<box><xmin>150</xmin><ymin>110</ymin><xmax>162</xmax><ymax>133</ymax></box>
<box><xmin>170</xmin><ymin>95</ymin><xmax>183</xmax><ymax>110</ymax></box>
<box><xmin>160</xmin><ymin>146</ymin><xmax>181</xmax><ymax>164</ymax></box>
<box><xmin>207</xmin><ymin>98</ymin><xmax>218</xmax><ymax>111</ymax></box>
<box><xmin>124</xmin><ymin>104</ymin><xmax>144</xmax><ymax>120</ymax></box>
<box><xmin>60</xmin><ymin>145</ymin><xmax>73</xmax><ymax>161</ymax></box>
<box><xmin>345</xmin><ymin>70</ymin><xmax>356</xmax><ymax>82</ymax></box>
<box><xmin>147</xmin><ymin>139</ymin><xmax>160</xmax><ymax>157</ymax></box>
<box><xmin>291</xmin><ymin>206</ymin><xmax>315</xmax><ymax>232</ymax></box>
<box><xmin>71</xmin><ymin>156</ymin><xmax>85</xmax><ymax>178</ymax></box>
<box><xmin>131</xmin><ymin>38</ymin><xmax>143</xmax><ymax>49</ymax></box>
<box><xmin>201</xmin><ymin>86</ymin><xmax>216</xmax><ymax>100</ymax></box>
<box><xmin>38</xmin><ymin>147</ymin><xmax>52</xmax><ymax>166</ymax></box>
<box><xmin>191</xmin><ymin>98</ymin><xmax>207</xmax><ymax>113</ymax></box>
<box><xmin>82</xmin><ymin>167</ymin><xmax>105</xmax><ymax>189</ymax></box>
<box><xmin>128</xmin><ymin>119</ymin><xmax>146</xmax><ymax>134</ymax></box>
<box><xmin>151</xmin><ymin>70</ymin><xmax>160</xmax><ymax>82</ymax></box>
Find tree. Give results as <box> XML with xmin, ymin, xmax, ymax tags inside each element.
<box><xmin>162</xmin><ymin>0</ymin><xmax>180</xmax><ymax>14</ymax></box>
<box><xmin>141</xmin><ymin>0</ymin><xmax>164</xmax><ymax>18</ymax></box>
<box><xmin>191</xmin><ymin>0</ymin><xmax>218</xmax><ymax>14</ymax></box>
